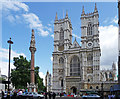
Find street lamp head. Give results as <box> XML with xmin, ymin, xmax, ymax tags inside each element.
<box><xmin>7</xmin><ymin>37</ymin><xmax>13</xmax><ymax>44</ymax></box>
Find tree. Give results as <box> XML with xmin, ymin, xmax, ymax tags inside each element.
<box><xmin>11</xmin><ymin>55</ymin><xmax>45</xmax><ymax>90</ymax></box>
<box><xmin>11</xmin><ymin>56</ymin><xmax>30</xmax><ymax>89</ymax></box>
<box><xmin>35</xmin><ymin>66</ymin><xmax>45</xmax><ymax>91</ymax></box>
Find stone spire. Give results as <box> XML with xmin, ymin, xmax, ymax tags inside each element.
<box><xmin>112</xmin><ymin>62</ymin><xmax>116</xmax><ymax>70</ymax></box>
<box><xmin>29</xmin><ymin>29</ymin><xmax>36</xmax><ymax>84</ymax></box>
<box><xmin>81</xmin><ymin>6</ymin><xmax>85</xmax><ymax>16</ymax></box>
<box><xmin>30</xmin><ymin>29</ymin><xmax>36</xmax><ymax>53</ymax></box>
<box><xmin>75</xmin><ymin>37</ymin><xmax>76</xmax><ymax>41</ymax></box>
<box><xmin>55</xmin><ymin>12</ymin><xmax>58</xmax><ymax>21</ymax></box>
<box><xmin>47</xmin><ymin>70</ymin><xmax>49</xmax><ymax>75</ymax></box>
<box><xmin>27</xmin><ymin>29</ymin><xmax>37</xmax><ymax>92</ymax></box>
<box><xmin>65</xmin><ymin>10</ymin><xmax>68</xmax><ymax>18</ymax></box>
<box><xmin>94</xmin><ymin>3</ymin><xmax>98</xmax><ymax>12</ymax></box>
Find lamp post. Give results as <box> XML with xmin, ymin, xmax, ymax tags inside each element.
<box><xmin>7</xmin><ymin>38</ymin><xmax>13</xmax><ymax>92</ymax></box>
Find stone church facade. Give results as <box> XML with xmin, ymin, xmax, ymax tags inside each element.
<box><xmin>52</xmin><ymin>4</ymin><xmax>117</xmax><ymax>94</ymax></box>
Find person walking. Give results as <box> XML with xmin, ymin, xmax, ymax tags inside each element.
<box><xmin>52</xmin><ymin>92</ymin><xmax>56</xmax><ymax>99</ymax></box>
<box><xmin>45</xmin><ymin>92</ymin><xmax>48</xmax><ymax>99</ymax></box>
<box><xmin>48</xmin><ymin>92</ymin><xmax>51</xmax><ymax>99</ymax></box>
<box><xmin>1</xmin><ymin>90</ymin><xmax>4</xmax><ymax>99</ymax></box>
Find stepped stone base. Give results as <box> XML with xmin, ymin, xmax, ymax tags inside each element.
<box><xmin>27</xmin><ymin>83</ymin><xmax>38</xmax><ymax>92</ymax></box>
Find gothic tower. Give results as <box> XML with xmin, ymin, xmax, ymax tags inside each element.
<box><xmin>52</xmin><ymin>12</ymin><xmax>72</xmax><ymax>93</ymax></box>
<box><xmin>54</xmin><ymin>12</ymin><xmax>72</xmax><ymax>52</ymax></box>
<box><xmin>81</xmin><ymin>4</ymin><xmax>101</xmax><ymax>82</ymax></box>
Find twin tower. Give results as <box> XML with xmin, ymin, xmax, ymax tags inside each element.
<box><xmin>52</xmin><ymin>4</ymin><xmax>101</xmax><ymax>93</ymax></box>
<box><xmin>53</xmin><ymin>4</ymin><xmax>100</xmax><ymax>52</ymax></box>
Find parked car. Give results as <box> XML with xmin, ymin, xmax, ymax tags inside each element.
<box><xmin>28</xmin><ymin>92</ymin><xmax>44</xmax><ymax>99</ymax></box>
<box><xmin>67</xmin><ymin>93</ymin><xmax>78</xmax><ymax>97</ymax></box>
<box><xmin>20</xmin><ymin>92</ymin><xmax>33</xmax><ymax>99</ymax></box>
<box><xmin>3</xmin><ymin>91</ymin><xmax>13</xmax><ymax>98</ymax></box>
<box><xmin>82</xmin><ymin>94</ymin><xmax>100</xmax><ymax>99</ymax></box>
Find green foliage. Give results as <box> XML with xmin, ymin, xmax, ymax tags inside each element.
<box><xmin>0</xmin><ymin>77</ymin><xmax>5</xmax><ymax>82</ymax></box>
<box><xmin>11</xmin><ymin>56</ymin><xmax>30</xmax><ymax>89</ymax></box>
<box><xmin>11</xmin><ymin>55</ymin><xmax>45</xmax><ymax>90</ymax></box>
<box><xmin>35</xmin><ymin>66</ymin><xmax>45</xmax><ymax>91</ymax></box>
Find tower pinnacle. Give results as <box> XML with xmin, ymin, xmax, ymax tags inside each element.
<box><xmin>112</xmin><ymin>62</ymin><xmax>116</xmax><ymax>70</ymax></box>
<box><xmin>81</xmin><ymin>6</ymin><xmax>85</xmax><ymax>16</ymax></box>
<box><xmin>94</xmin><ymin>3</ymin><xmax>98</xmax><ymax>12</ymax></box>
<box><xmin>65</xmin><ymin>10</ymin><xmax>68</xmax><ymax>18</ymax></box>
<box><xmin>55</xmin><ymin>12</ymin><xmax>58</xmax><ymax>21</ymax></box>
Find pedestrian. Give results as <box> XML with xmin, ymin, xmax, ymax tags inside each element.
<box><xmin>48</xmin><ymin>92</ymin><xmax>51</xmax><ymax>99</ymax></box>
<box><xmin>1</xmin><ymin>90</ymin><xmax>4</xmax><ymax>99</ymax></box>
<box><xmin>7</xmin><ymin>91</ymin><xmax>10</xmax><ymax>99</ymax></box>
<box><xmin>60</xmin><ymin>93</ymin><xmax>62</xmax><ymax>97</ymax></box>
<box><xmin>45</xmin><ymin>92</ymin><xmax>48</xmax><ymax>99</ymax></box>
<box><xmin>52</xmin><ymin>92</ymin><xmax>56</xmax><ymax>99</ymax></box>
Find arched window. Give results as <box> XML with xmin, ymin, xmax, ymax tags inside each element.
<box><xmin>59</xmin><ymin>57</ymin><xmax>64</xmax><ymax>64</ymax></box>
<box><xmin>59</xmin><ymin>57</ymin><xmax>64</xmax><ymax>67</ymax></box>
<box><xmin>88</xmin><ymin>79</ymin><xmax>90</xmax><ymax>82</ymax></box>
<box><xmin>70</xmin><ymin>56</ymin><xmax>80</xmax><ymax>76</ymax></box>
<box><xmin>96</xmin><ymin>86</ymin><xmax>99</xmax><ymax>89</ymax></box>
<box><xmin>61</xmin><ymin>79</ymin><xmax>63</xmax><ymax>87</ymax></box>
<box><xmin>59</xmin><ymin>77</ymin><xmax>63</xmax><ymax>87</ymax></box>
<box><xmin>88</xmin><ymin>75</ymin><xmax>93</xmax><ymax>82</ymax></box>
<box><xmin>90</xmin><ymin>86</ymin><xmax>92</xmax><ymax>89</ymax></box>
<box><xmin>87</xmin><ymin>23</ymin><xmax>92</xmax><ymax>35</ymax></box>
<box><xmin>87</xmin><ymin>54</ymin><xmax>93</xmax><ymax>61</ymax></box>
<box><xmin>87</xmin><ymin>54</ymin><xmax>93</xmax><ymax>66</ymax></box>
<box><xmin>60</xmin><ymin>28</ymin><xmax>64</xmax><ymax>40</ymax></box>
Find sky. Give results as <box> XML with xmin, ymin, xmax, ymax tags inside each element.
<box><xmin>0</xmin><ymin>0</ymin><xmax>119</xmax><ymax>84</ymax></box>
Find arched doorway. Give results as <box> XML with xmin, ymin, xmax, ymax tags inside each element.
<box><xmin>71</xmin><ymin>86</ymin><xmax>77</xmax><ymax>95</ymax></box>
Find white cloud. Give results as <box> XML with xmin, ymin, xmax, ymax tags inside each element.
<box><xmin>103</xmin><ymin>17</ymin><xmax>109</xmax><ymax>24</ymax></box>
<box><xmin>72</xmin><ymin>33</ymin><xmax>80</xmax><ymax>39</ymax></box>
<box><xmin>99</xmin><ymin>25</ymin><xmax>118</xmax><ymax>68</ymax></box>
<box><xmin>0</xmin><ymin>48</ymin><xmax>26</xmax><ymax>76</ymax></box>
<box><xmin>37</xmin><ymin>28</ymin><xmax>49</xmax><ymax>36</ymax></box>
<box><xmin>2</xmin><ymin>1</ymin><xmax>29</xmax><ymax>12</ymax></box>
<box><xmin>39</xmin><ymin>72</ymin><xmax>45</xmax><ymax>85</ymax></box>
<box><xmin>103</xmin><ymin>16</ymin><xmax>118</xmax><ymax>25</ymax></box>
<box><xmin>6</xmin><ymin>15</ymin><xmax>15</xmax><ymax>23</ymax></box>
<box><xmin>23</xmin><ymin>13</ymin><xmax>42</xmax><ymax>28</ymax></box>
<box><xmin>46</xmin><ymin>27</ymin><xmax>52</xmax><ymax>32</ymax></box>
<box><xmin>2</xmin><ymin>1</ymin><xmax>52</xmax><ymax>37</ymax></box>
<box><xmin>111</xmin><ymin>16</ymin><xmax>118</xmax><ymax>24</ymax></box>
<box><xmin>48</xmin><ymin>24</ymin><xmax>52</xmax><ymax>26</ymax></box>
<box><xmin>0</xmin><ymin>48</ymin><xmax>26</xmax><ymax>61</ymax></box>
<box><xmin>51</xmin><ymin>34</ymin><xmax>54</xmax><ymax>38</ymax></box>
<box><xmin>0</xmin><ymin>61</ymin><xmax>14</xmax><ymax>77</ymax></box>
<box><xmin>50</xmin><ymin>56</ymin><xmax>53</xmax><ymax>62</ymax></box>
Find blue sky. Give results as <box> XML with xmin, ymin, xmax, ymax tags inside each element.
<box><xmin>1</xmin><ymin>1</ymin><xmax>119</xmax><ymax>82</ymax></box>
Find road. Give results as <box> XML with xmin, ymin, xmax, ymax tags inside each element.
<box><xmin>49</xmin><ymin>96</ymin><xmax>82</xmax><ymax>99</ymax></box>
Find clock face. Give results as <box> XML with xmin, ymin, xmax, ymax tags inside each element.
<box><xmin>88</xmin><ymin>43</ymin><xmax>92</xmax><ymax>46</ymax></box>
<box><xmin>87</xmin><ymin>42</ymin><xmax>93</xmax><ymax>48</ymax></box>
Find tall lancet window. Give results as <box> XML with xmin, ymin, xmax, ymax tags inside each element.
<box><xmin>70</xmin><ymin>56</ymin><xmax>80</xmax><ymax>76</ymax></box>
<box><xmin>60</xmin><ymin>28</ymin><xmax>64</xmax><ymax>40</ymax></box>
<box><xmin>87</xmin><ymin>23</ymin><xmax>93</xmax><ymax>35</ymax></box>
<box><xmin>59</xmin><ymin>57</ymin><xmax>64</xmax><ymax>67</ymax></box>
<box><xmin>59</xmin><ymin>57</ymin><xmax>64</xmax><ymax>64</ymax></box>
